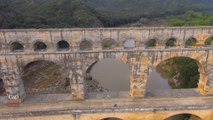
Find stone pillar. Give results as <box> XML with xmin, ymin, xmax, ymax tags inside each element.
<box><xmin>69</xmin><ymin>61</ymin><xmax>84</xmax><ymax>100</ymax></box>
<box><xmin>2</xmin><ymin>66</ymin><xmax>26</xmax><ymax>106</ymax></box>
<box><xmin>129</xmin><ymin>56</ymin><xmax>149</xmax><ymax>97</ymax></box>
<box><xmin>201</xmin><ymin>64</ymin><xmax>213</xmax><ymax>95</ymax></box>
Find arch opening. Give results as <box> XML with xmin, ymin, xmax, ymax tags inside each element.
<box><xmin>57</xmin><ymin>40</ymin><xmax>70</xmax><ymax>50</ymax></box>
<box><xmin>101</xmin><ymin>117</ymin><xmax>123</xmax><ymax>120</ymax></box>
<box><xmin>165</xmin><ymin>113</ymin><xmax>201</xmax><ymax>120</ymax></box>
<box><xmin>34</xmin><ymin>41</ymin><xmax>47</xmax><ymax>51</ymax></box>
<box><xmin>22</xmin><ymin>60</ymin><xmax>70</xmax><ymax>95</ymax></box>
<box><xmin>0</xmin><ymin>78</ymin><xmax>6</xmax><ymax>96</ymax></box>
<box><xmin>102</xmin><ymin>38</ymin><xmax>117</xmax><ymax>49</ymax></box>
<box><xmin>185</xmin><ymin>37</ymin><xmax>197</xmax><ymax>47</ymax></box>
<box><xmin>85</xmin><ymin>58</ymin><xmax>130</xmax><ymax>97</ymax></box>
<box><xmin>166</xmin><ymin>38</ymin><xmax>177</xmax><ymax>47</ymax></box>
<box><xmin>146</xmin><ymin>57</ymin><xmax>200</xmax><ymax>97</ymax></box>
<box><xmin>205</xmin><ymin>37</ymin><xmax>213</xmax><ymax>46</ymax></box>
<box><xmin>10</xmin><ymin>41</ymin><xmax>24</xmax><ymax>52</ymax></box>
<box><xmin>80</xmin><ymin>39</ymin><xmax>92</xmax><ymax>50</ymax></box>
<box><xmin>124</xmin><ymin>39</ymin><xmax>135</xmax><ymax>49</ymax></box>
<box><xmin>145</xmin><ymin>39</ymin><xmax>157</xmax><ymax>48</ymax></box>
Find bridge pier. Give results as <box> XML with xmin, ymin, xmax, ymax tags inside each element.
<box><xmin>69</xmin><ymin>61</ymin><xmax>85</xmax><ymax>100</ymax></box>
<box><xmin>129</xmin><ymin>56</ymin><xmax>149</xmax><ymax>97</ymax></box>
<box><xmin>203</xmin><ymin>64</ymin><xmax>213</xmax><ymax>95</ymax></box>
<box><xmin>2</xmin><ymin>66</ymin><xmax>26</xmax><ymax>106</ymax></box>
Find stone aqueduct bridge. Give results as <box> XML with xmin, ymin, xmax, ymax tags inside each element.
<box><xmin>0</xmin><ymin>27</ymin><xmax>213</xmax><ymax>120</ymax></box>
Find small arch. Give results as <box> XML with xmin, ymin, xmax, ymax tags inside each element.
<box><xmin>34</xmin><ymin>41</ymin><xmax>47</xmax><ymax>51</ymax></box>
<box><xmin>204</xmin><ymin>36</ymin><xmax>213</xmax><ymax>46</ymax></box>
<box><xmin>102</xmin><ymin>38</ymin><xmax>117</xmax><ymax>49</ymax></box>
<box><xmin>0</xmin><ymin>78</ymin><xmax>6</xmax><ymax>96</ymax></box>
<box><xmin>124</xmin><ymin>39</ymin><xmax>136</xmax><ymax>49</ymax></box>
<box><xmin>166</xmin><ymin>37</ymin><xmax>177</xmax><ymax>47</ymax></box>
<box><xmin>57</xmin><ymin>40</ymin><xmax>70</xmax><ymax>50</ymax></box>
<box><xmin>79</xmin><ymin>39</ymin><xmax>92</xmax><ymax>50</ymax></box>
<box><xmin>101</xmin><ymin>117</ymin><xmax>123</xmax><ymax>120</ymax></box>
<box><xmin>10</xmin><ymin>41</ymin><xmax>24</xmax><ymax>52</ymax></box>
<box><xmin>145</xmin><ymin>38</ymin><xmax>157</xmax><ymax>48</ymax></box>
<box><xmin>164</xmin><ymin>113</ymin><xmax>201</xmax><ymax>120</ymax></box>
<box><xmin>185</xmin><ymin>37</ymin><xmax>197</xmax><ymax>47</ymax></box>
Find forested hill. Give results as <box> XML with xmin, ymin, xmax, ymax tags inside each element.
<box><xmin>0</xmin><ymin>0</ymin><xmax>213</xmax><ymax>29</ymax></box>
<box><xmin>83</xmin><ymin>0</ymin><xmax>213</xmax><ymax>15</ymax></box>
<box><xmin>83</xmin><ymin>0</ymin><xmax>213</xmax><ymax>27</ymax></box>
<box><xmin>0</xmin><ymin>0</ymin><xmax>102</xmax><ymax>28</ymax></box>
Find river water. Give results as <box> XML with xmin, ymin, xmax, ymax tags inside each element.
<box><xmin>90</xmin><ymin>59</ymin><xmax>171</xmax><ymax>92</ymax></box>
<box><xmin>90</xmin><ymin>59</ymin><xmax>197</xmax><ymax>120</ymax></box>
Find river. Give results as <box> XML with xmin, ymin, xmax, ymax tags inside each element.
<box><xmin>90</xmin><ymin>59</ymin><xmax>171</xmax><ymax>92</ymax></box>
<box><xmin>89</xmin><ymin>59</ymin><xmax>198</xmax><ymax>120</ymax></box>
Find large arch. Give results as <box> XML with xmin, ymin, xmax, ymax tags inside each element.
<box><xmin>85</xmin><ymin>58</ymin><xmax>130</xmax><ymax>95</ymax></box>
<box><xmin>100</xmin><ymin>117</ymin><xmax>123</xmax><ymax>120</ymax></box>
<box><xmin>21</xmin><ymin>60</ymin><xmax>70</xmax><ymax>95</ymax></box>
<box><xmin>164</xmin><ymin>113</ymin><xmax>202</xmax><ymax>120</ymax></box>
<box><xmin>152</xmin><ymin>54</ymin><xmax>207</xmax><ymax>95</ymax></box>
<box><xmin>146</xmin><ymin>56</ymin><xmax>200</xmax><ymax>96</ymax></box>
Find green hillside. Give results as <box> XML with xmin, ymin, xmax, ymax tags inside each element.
<box><xmin>0</xmin><ymin>0</ymin><xmax>213</xmax><ymax>28</ymax></box>
<box><xmin>0</xmin><ymin>0</ymin><xmax>102</xmax><ymax>28</ymax></box>
<box><xmin>83</xmin><ymin>0</ymin><xmax>213</xmax><ymax>26</ymax></box>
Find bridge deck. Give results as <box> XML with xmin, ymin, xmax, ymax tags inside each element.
<box><xmin>0</xmin><ymin>94</ymin><xmax>212</xmax><ymax>118</ymax></box>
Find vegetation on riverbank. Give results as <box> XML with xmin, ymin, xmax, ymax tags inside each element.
<box><xmin>156</xmin><ymin>57</ymin><xmax>199</xmax><ymax>89</ymax></box>
<box><xmin>168</xmin><ymin>11</ymin><xmax>213</xmax><ymax>26</ymax></box>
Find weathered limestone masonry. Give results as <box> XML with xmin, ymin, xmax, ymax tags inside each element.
<box><xmin>0</xmin><ymin>27</ymin><xmax>213</xmax><ymax>105</ymax></box>
<box><xmin>2</xmin><ymin>109</ymin><xmax>213</xmax><ymax>120</ymax></box>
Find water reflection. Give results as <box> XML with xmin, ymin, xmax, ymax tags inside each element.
<box><xmin>89</xmin><ymin>59</ymin><xmax>172</xmax><ymax>92</ymax></box>
<box><xmin>90</xmin><ymin>59</ymin><xmax>130</xmax><ymax>92</ymax></box>
<box><xmin>146</xmin><ymin>69</ymin><xmax>171</xmax><ymax>91</ymax></box>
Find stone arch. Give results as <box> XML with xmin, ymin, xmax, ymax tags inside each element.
<box><xmin>0</xmin><ymin>78</ymin><xmax>6</xmax><ymax>96</ymax></box>
<box><xmin>21</xmin><ymin>60</ymin><xmax>70</xmax><ymax>95</ymax></box>
<box><xmin>165</xmin><ymin>37</ymin><xmax>177</xmax><ymax>47</ymax></box>
<box><xmin>34</xmin><ymin>40</ymin><xmax>47</xmax><ymax>51</ymax></box>
<box><xmin>79</xmin><ymin>39</ymin><xmax>93</xmax><ymax>50</ymax></box>
<box><xmin>164</xmin><ymin>113</ymin><xmax>202</xmax><ymax>120</ymax></box>
<box><xmin>145</xmin><ymin>38</ymin><xmax>157</xmax><ymax>48</ymax></box>
<box><xmin>85</xmin><ymin>57</ymin><xmax>130</xmax><ymax>94</ymax></box>
<box><xmin>204</xmin><ymin>36</ymin><xmax>213</xmax><ymax>46</ymax></box>
<box><xmin>153</xmin><ymin>55</ymin><xmax>207</xmax><ymax>94</ymax></box>
<box><xmin>102</xmin><ymin>38</ymin><xmax>117</xmax><ymax>49</ymax></box>
<box><xmin>57</xmin><ymin>40</ymin><xmax>70</xmax><ymax>50</ymax></box>
<box><xmin>10</xmin><ymin>41</ymin><xmax>24</xmax><ymax>52</ymax></box>
<box><xmin>185</xmin><ymin>37</ymin><xmax>197</xmax><ymax>47</ymax></box>
<box><xmin>100</xmin><ymin>117</ymin><xmax>123</xmax><ymax>120</ymax></box>
<box><xmin>123</xmin><ymin>38</ymin><xmax>136</xmax><ymax>49</ymax></box>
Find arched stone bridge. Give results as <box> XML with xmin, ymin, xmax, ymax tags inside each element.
<box><xmin>0</xmin><ymin>27</ymin><xmax>213</xmax><ymax>119</ymax></box>
<box><xmin>0</xmin><ymin>27</ymin><xmax>213</xmax><ymax>103</ymax></box>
